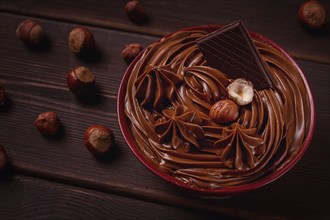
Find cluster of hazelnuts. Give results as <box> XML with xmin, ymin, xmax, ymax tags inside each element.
<box><xmin>1</xmin><ymin>1</ymin><xmax>148</xmax><ymax>171</ymax></box>
<box><xmin>14</xmin><ymin>20</ymin><xmax>118</xmax><ymax>156</ymax></box>
<box><xmin>14</xmin><ymin>21</ymin><xmax>123</xmax><ymax>158</ymax></box>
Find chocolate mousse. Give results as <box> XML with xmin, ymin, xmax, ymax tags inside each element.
<box><xmin>124</xmin><ymin>23</ymin><xmax>312</xmax><ymax>189</ymax></box>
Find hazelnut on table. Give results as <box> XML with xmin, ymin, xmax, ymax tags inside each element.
<box><xmin>125</xmin><ymin>0</ymin><xmax>146</xmax><ymax>23</ymax></box>
<box><xmin>298</xmin><ymin>0</ymin><xmax>327</xmax><ymax>29</ymax></box>
<box><xmin>34</xmin><ymin>111</ymin><xmax>61</xmax><ymax>136</ymax></box>
<box><xmin>68</xmin><ymin>27</ymin><xmax>96</xmax><ymax>55</ymax></box>
<box><xmin>121</xmin><ymin>43</ymin><xmax>143</xmax><ymax>64</ymax></box>
<box><xmin>84</xmin><ymin>125</ymin><xmax>114</xmax><ymax>156</ymax></box>
<box><xmin>67</xmin><ymin>66</ymin><xmax>95</xmax><ymax>97</ymax></box>
<box><xmin>16</xmin><ymin>19</ymin><xmax>44</xmax><ymax>45</ymax></box>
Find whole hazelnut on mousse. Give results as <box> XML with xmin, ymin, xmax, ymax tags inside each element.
<box><xmin>68</xmin><ymin>27</ymin><xmax>96</xmax><ymax>55</ymax></box>
<box><xmin>125</xmin><ymin>0</ymin><xmax>146</xmax><ymax>23</ymax></box>
<box><xmin>209</xmin><ymin>99</ymin><xmax>239</xmax><ymax>124</ymax></box>
<box><xmin>121</xmin><ymin>43</ymin><xmax>143</xmax><ymax>64</ymax></box>
<box><xmin>0</xmin><ymin>145</ymin><xmax>8</xmax><ymax>174</ymax></box>
<box><xmin>67</xmin><ymin>66</ymin><xmax>95</xmax><ymax>97</ymax></box>
<box><xmin>84</xmin><ymin>125</ymin><xmax>114</xmax><ymax>156</ymax></box>
<box><xmin>34</xmin><ymin>111</ymin><xmax>61</xmax><ymax>136</ymax></box>
<box><xmin>16</xmin><ymin>19</ymin><xmax>44</xmax><ymax>45</ymax></box>
<box><xmin>298</xmin><ymin>0</ymin><xmax>327</xmax><ymax>29</ymax></box>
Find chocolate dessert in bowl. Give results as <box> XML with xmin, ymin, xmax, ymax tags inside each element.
<box><xmin>117</xmin><ymin>21</ymin><xmax>315</xmax><ymax>196</ymax></box>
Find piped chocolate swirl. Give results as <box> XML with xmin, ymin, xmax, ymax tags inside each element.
<box><xmin>124</xmin><ymin>28</ymin><xmax>311</xmax><ymax>189</ymax></box>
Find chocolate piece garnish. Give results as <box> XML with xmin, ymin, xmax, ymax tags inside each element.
<box><xmin>197</xmin><ymin>21</ymin><xmax>273</xmax><ymax>90</ymax></box>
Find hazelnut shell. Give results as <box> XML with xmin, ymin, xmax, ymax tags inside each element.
<box><xmin>68</xmin><ymin>27</ymin><xmax>96</xmax><ymax>55</ymax></box>
<box><xmin>67</xmin><ymin>66</ymin><xmax>95</xmax><ymax>97</ymax></box>
<box><xmin>298</xmin><ymin>0</ymin><xmax>327</xmax><ymax>29</ymax></box>
<box><xmin>16</xmin><ymin>19</ymin><xmax>44</xmax><ymax>44</ymax></box>
<box><xmin>84</xmin><ymin>125</ymin><xmax>114</xmax><ymax>156</ymax></box>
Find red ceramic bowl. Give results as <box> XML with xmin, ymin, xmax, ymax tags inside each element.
<box><xmin>117</xmin><ymin>25</ymin><xmax>316</xmax><ymax>197</ymax></box>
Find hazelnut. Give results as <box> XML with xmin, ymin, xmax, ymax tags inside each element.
<box><xmin>16</xmin><ymin>19</ymin><xmax>44</xmax><ymax>44</ymax></box>
<box><xmin>68</xmin><ymin>27</ymin><xmax>96</xmax><ymax>55</ymax></box>
<box><xmin>84</xmin><ymin>125</ymin><xmax>114</xmax><ymax>156</ymax></box>
<box><xmin>0</xmin><ymin>145</ymin><xmax>8</xmax><ymax>173</ymax></box>
<box><xmin>209</xmin><ymin>100</ymin><xmax>239</xmax><ymax>124</ymax></box>
<box><xmin>0</xmin><ymin>82</ymin><xmax>7</xmax><ymax>107</ymax></box>
<box><xmin>298</xmin><ymin>0</ymin><xmax>327</xmax><ymax>29</ymax></box>
<box><xmin>227</xmin><ymin>78</ymin><xmax>254</xmax><ymax>106</ymax></box>
<box><xmin>125</xmin><ymin>0</ymin><xmax>146</xmax><ymax>23</ymax></box>
<box><xmin>67</xmin><ymin>66</ymin><xmax>95</xmax><ymax>97</ymax></box>
<box><xmin>34</xmin><ymin>111</ymin><xmax>61</xmax><ymax>136</ymax></box>
<box><xmin>121</xmin><ymin>43</ymin><xmax>143</xmax><ymax>63</ymax></box>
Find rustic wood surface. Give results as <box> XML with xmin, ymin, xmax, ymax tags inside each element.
<box><xmin>0</xmin><ymin>175</ymin><xmax>224</xmax><ymax>220</ymax></box>
<box><xmin>0</xmin><ymin>0</ymin><xmax>329</xmax><ymax>219</ymax></box>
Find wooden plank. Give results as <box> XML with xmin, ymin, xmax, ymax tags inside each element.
<box><xmin>0</xmin><ymin>175</ymin><xmax>224</xmax><ymax>219</ymax></box>
<box><xmin>0</xmin><ymin>13</ymin><xmax>329</xmax><ymax>219</ymax></box>
<box><xmin>0</xmin><ymin>0</ymin><xmax>329</xmax><ymax>64</ymax></box>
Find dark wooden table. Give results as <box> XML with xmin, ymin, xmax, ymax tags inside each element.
<box><xmin>1</xmin><ymin>1</ymin><xmax>329</xmax><ymax>219</ymax></box>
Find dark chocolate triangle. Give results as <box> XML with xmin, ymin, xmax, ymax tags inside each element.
<box><xmin>197</xmin><ymin>21</ymin><xmax>273</xmax><ymax>90</ymax></box>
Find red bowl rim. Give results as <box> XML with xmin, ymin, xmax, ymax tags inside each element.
<box><xmin>117</xmin><ymin>25</ymin><xmax>316</xmax><ymax>196</ymax></box>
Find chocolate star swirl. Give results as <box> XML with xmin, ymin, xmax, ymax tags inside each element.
<box><xmin>124</xmin><ymin>30</ymin><xmax>311</xmax><ymax>189</ymax></box>
<box><xmin>155</xmin><ymin>105</ymin><xmax>204</xmax><ymax>153</ymax></box>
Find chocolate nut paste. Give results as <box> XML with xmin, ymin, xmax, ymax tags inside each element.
<box><xmin>124</xmin><ymin>30</ymin><xmax>311</xmax><ymax>189</ymax></box>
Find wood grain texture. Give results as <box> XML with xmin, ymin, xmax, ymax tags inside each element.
<box><xmin>0</xmin><ymin>175</ymin><xmax>224</xmax><ymax>220</ymax></box>
<box><xmin>0</xmin><ymin>12</ymin><xmax>330</xmax><ymax>219</ymax></box>
<box><xmin>0</xmin><ymin>0</ymin><xmax>329</xmax><ymax>64</ymax></box>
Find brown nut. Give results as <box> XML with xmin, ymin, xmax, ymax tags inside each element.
<box><xmin>121</xmin><ymin>43</ymin><xmax>143</xmax><ymax>64</ymax></box>
<box><xmin>298</xmin><ymin>0</ymin><xmax>327</xmax><ymax>29</ymax></box>
<box><xmin>68</xmin><ymin>27</ymin><xmax>96</xmax><ymax>55</ymax></box>
<box><xmin>209</xmin><ymin>99</ymin><xmax>239</xmax><ymax>124</ymax></box>
<box><xmin>0</xmin><ymin>82</ymin><xmax>7</xmax><ymax>107</ymax></box>
<box><xmin>67</xmin><ymin>66</ymin><xmax>95</xmax><ymax>97</ymax></box>
<box><xmin>34</xmin><ymin>111</ymin><xmax>61</xmax><ymax>136</ymax></box>
<box><xmin>16</xmin><ymin>19</ymin><xmax>44</xmax><ymax>44</ymax></box>
<box><xmin>125</xmin><ymin>0</ymin><xmax>146</xmax><ymax>23</ymax></box>
<box><xmin>0</xmin><ymin>145</ymin><xmax>8</xmax><ymax>173</ymax></box>
<box><xmin>84</xmin><ymin>125</ymin><xmax>114</xmax><ymax>156</ymax></box>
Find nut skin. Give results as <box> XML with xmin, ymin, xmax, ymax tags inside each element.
<box><xmin>16</xmin><ymin>19</ymin><xmax>44</xmax><ymax>44</ymax></box>
<box><xmin>67</xmin><ymin>66</ymin><xmax>95</xmax><ymax>97</ymax></box>
<box><xmin>121</xmin><ymin>43</ymin><xmax>143</xmax><ymax>63</ymax></box>
<box><xmin>0</xmin><ymin>145</ymin><xmax>8</xmax><ymax>173</ymax></box>
<box><xmin>68</xmin><ymin>27</ymin><xmax>96</xmax><ymax>55</ymax></box>
<box><xmin>298</xmin><ymin>0</ymin><xmax>327</xmax><ymax>29</ymax></box>
<box><xmin>209</xmin><ymin>100</ymin><xmax>239</xmax><ymax>124</ymax></box>
<box><xmin>125</xmin><ymin>0</ymin><xmax>146</xmax><ymax>23</ymax></box>
<box><xmin>0</xmin><ymin>82</ymin><xmax>7</xmax><ymax>107</ymax></box>
<box><xmin>84</xmin><ymin>125</ymin><xmax>114</xmax><ymax>156</ymax></box>
<box><xmin>34</xmin><ymin>111</ymin><xmax>61</xmax><ymax>136</ymax></box>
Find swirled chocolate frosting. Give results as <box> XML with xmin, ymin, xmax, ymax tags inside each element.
<box><xmin>124</xmin><ymin>30</ymin><xmax>311</xmax><ymax>189</ymax></box>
